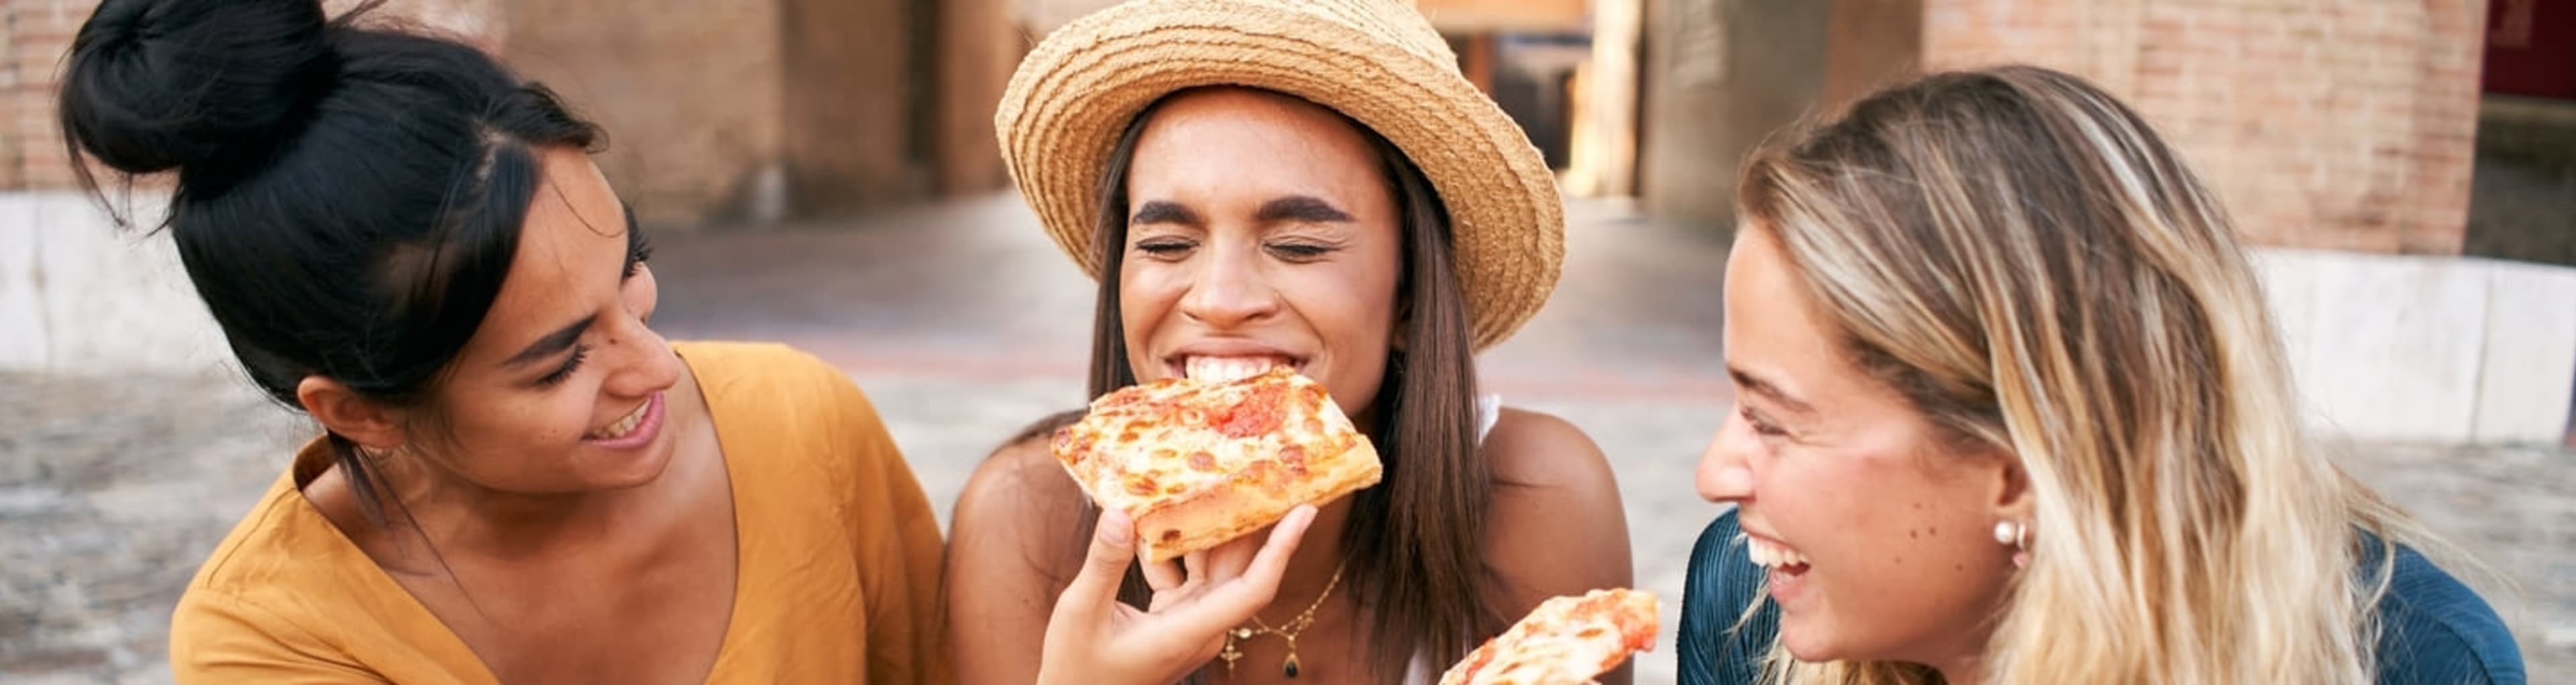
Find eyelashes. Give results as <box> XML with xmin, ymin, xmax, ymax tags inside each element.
<box><xmin>537</xmin><ymin>344</ymin><xmax>591</xmax><ymax>388</ymax></box>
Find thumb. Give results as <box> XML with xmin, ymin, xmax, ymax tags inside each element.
<box><xmin>1060</xmin><ymin>507</ymin><xmax>1138</xmax><ymax>612</ymax></box>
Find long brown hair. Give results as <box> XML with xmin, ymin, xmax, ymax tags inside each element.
<box><xmin>1013</xmin><ymin>88</ymin><xmax>1499</xmax><ymax>682</ymax></box>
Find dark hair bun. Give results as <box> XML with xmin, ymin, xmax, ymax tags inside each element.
<box><xmin>58</xmin><ymin>0</ymin><xmax>335</xmax><ymax>175</ymax></box>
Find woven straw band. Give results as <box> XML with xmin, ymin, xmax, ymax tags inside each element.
<box><xmin>996</xmin><ymin>0</ymin><xmax>1565</xmax><ymax>351</ymax></box>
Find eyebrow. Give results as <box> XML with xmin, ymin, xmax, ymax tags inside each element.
<box><xmin>506</xmin><ymin>318</ymin><xmax>594</xmax><ymax>368</ymax></box>
<box><xmin>1130</xmin><ymin>201</ymin><xmax>1201</xmax><ymax>226</ymax></box>
<box><xmin>1256</xmin><ymin>195</ymin><xmax>1354</xmax><ymax>224</ymax></box>
<box><xmin>1728</xmin><ymin>366</ymin><xmax>1817</xmax><ymax>415</ymax></box>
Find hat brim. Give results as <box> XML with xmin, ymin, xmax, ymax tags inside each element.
<box><xmin>997</xmin><ymin>0</ymin><xmax>1564</xmax><ymax>351</ymax></box>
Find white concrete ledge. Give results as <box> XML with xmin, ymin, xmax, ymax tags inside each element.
<box><xmin>6</xmin><ymin>190</ymin><xmax>2571</xmax><ymax>445</ymax></box>
<box><xmin>0</xmin><ymin>191</ymin><xmax>229</xmax><ymax>376</ymax></box>
<box><xmin>2255</xmin><ymin>248</ymin><xmax>2576</xmax><ymax>445</ymax></box>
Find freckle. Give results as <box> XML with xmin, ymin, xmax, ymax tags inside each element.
<box><xmin>1954</xmin><ymin>564</ymin><xmax>1965</xmax><ymax>572</ymax></box>
<box><xmin>1909</xmin><ymin>529</ymin><xmax>1919</xmax><ymax>539</ymax></box>
<box><xmin>1913</xmin><ymin>502</ymin><xmax>1923</xmax><ymax>510</ymax></box>
<box><xmin>1928</xmin><ymin>527</ymin><xmax>1937</xmax><ymax>536</ymax></box>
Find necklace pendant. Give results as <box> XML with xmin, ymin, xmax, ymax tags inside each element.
<box><xmin>1282</xmin><ymin>653</ymin><xmax>1301</xmax><ymax>679</ymax></box>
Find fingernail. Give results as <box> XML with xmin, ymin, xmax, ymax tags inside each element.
<box><xmin>1098</xmin><ymin>509</ymin><xmax>1133</xmax><ymax>543</ymax></box>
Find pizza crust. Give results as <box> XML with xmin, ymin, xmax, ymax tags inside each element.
<box><xmin>1133</xmin><ymin>437</ymin><xmax>1382</xmax><ymax>562</ymax></box>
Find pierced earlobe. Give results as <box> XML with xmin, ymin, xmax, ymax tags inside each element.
<box><xmin>1994</xmin><ymin>520</ymin><xmax>2031</xmax><ymax>569</ymax></box>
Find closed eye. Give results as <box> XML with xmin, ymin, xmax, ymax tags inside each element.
<box><xmin>1134</xmin><ymin>237</ymin><xmax>1197</xmax><ymax>259</ymax></box>
<box><xmin>537</xmin><ymin>344</ymin><xmax>592</xmax><ymax>388</ymax></box>
<box><xmin>1265</xmin><ymin>242</ymin><xmax>1335</xmax><ymax>260</ymax></box>
<box><xmin>1741</xmin><ymin>407</ymin><xmax>1788</xmax><ymax>437</ymax></box>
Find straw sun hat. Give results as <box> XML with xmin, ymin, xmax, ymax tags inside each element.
<box><xmin>996</xmin><ymin>0</ymin><xmax>1565</xmax><ymax>351</ymax></box>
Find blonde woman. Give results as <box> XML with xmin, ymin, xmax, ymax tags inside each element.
<box><xmin>1678</xmin><ymin>66</ymin><xmax>2524</xmax><ymax>684</ymax></box>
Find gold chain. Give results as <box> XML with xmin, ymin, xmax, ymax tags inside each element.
<box><xmin>1216</xmin><ymin>557</ymin><xmax>1348</xmax><ymax>680</ymax></box>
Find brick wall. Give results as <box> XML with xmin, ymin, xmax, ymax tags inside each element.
<box><xmin>1919</xmin><ymin>0</ymin><xmax>2488</xmax><ymax>254</ymax></box>
<box><xmin>7</xmin><ymin>0</ymin><xmax>102</xmax><ymax>193</ymax></box>
<box><xmin>1</xmin><ymin>0</ymin><xmax>501</xmax><ymax>194</ymax></box>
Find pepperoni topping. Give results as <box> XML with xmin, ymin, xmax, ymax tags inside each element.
<box><xmin>1215</xmin><ymin>384</ymin><xmax>1287</xmax><ymax>438</ymax></box>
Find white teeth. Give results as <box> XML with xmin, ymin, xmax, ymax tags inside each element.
<box><xmin>586</xmin><ymin>401</ymin><xmax>648</xmax><ymax>439</ymax></box>
<box><xmin>1185</xmin><ymin>356</ymin><xmax>1285</xmax><ymax>383</ymax></box>
<box><xmin>1746</xmin><ymin>537</ymin><xmax>1810</xmax><ymax>569</ymax></box>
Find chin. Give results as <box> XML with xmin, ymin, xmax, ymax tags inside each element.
<box><xmin>1778</xmin><ymin>619</ymin><xmax>1845</xmax><ymax>664</ymax></box>
<box><xmin>578</xmin><ymin>444</ymin><xmax>678</xmax><ymax>492</ymax></box>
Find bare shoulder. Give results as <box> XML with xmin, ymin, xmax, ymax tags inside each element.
<box><xmin>1476</xmin><ymin>407</ymin><xmax>1633</xmax><ymax>629</ymax></box>
<box><xmin>949</xmin><ymin>429</ymin><xmax>1089</xmax><ymax>578</ymax></box>
<box><xmin>1481</xmin><ymin>407</ymin><xmax>1620</xmax><ymax>495</ymax></box>
<box><xmin>945</xmin><ymin>421</ymin><xmax>1095</xmax><ymax>682</ymax></box>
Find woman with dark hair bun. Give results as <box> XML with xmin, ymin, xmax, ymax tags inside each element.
<box><xmin>58</xmin><ymin>1</ymin><xmax>950</xmax><ymax>682</ymax></box>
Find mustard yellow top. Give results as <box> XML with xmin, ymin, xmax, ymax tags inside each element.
<box><xmin>166</xmin><ymin>341</ymin><xmax>951</xmax><ymax>684</ymax></box>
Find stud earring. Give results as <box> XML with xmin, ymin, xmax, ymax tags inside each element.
<box><xmin>1993</xmin><ymin>520</ymin><xmax>2031</xmax><ymax>569</ymax></box>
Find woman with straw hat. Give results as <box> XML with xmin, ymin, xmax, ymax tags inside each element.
<box><xmin>948</xmin><ymin>1</ymin><xmax>1637</xmax><ymax>683</ymax></box>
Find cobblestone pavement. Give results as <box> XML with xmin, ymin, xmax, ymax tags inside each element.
<box><xmin>3</xmin><ymin>195</ymin><xmax>2568</xmax><ymax>683</ymax></box>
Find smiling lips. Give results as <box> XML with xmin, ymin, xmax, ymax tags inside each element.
<box><xmin>1747</xmin><ymin>535</ymin><xmax>1812</xmax><ymax>572</ymax></box>
<box><xmin>586</xmin><ymin>399</ymin><xmax>651</xmax><ymax>440</ymax></box>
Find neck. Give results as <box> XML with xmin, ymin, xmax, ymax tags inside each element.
<box><xmin>372</xmin><ymin>372</ymin><xmax>708</xmax><ymax>559</ymax></box>
<box><xmin>1257</xmin><ymin>496</ymin><xmax>1356</xmax><ymax>621</ymax></box>
<box><xmin>1928</xmin><ymin>646</ymin><xmax>1988</xmax><ymax>685</ymax></box>
<box><xmin>374</xmin><ymin>455</ymin><xmax>634</xmax><ymax>558</ymax></box>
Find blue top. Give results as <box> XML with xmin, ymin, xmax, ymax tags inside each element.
<box><xmin>1677</xmin><ymin>510</ymin><xmax>2526</xmax><ymax>684</ymax></box>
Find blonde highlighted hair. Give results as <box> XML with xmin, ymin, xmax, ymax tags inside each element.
<box><xmin>1737</xmin><ymin>66</ymin><xmax>2428</xmax><ymax>683</ymax></box>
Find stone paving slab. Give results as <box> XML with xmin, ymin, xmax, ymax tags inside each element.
<box><xmin>5</xmin><ymin>370</ymin><xmax>2570</xmax><ymax>684</ymax></box>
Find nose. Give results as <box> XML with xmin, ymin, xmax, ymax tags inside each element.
<box><xmin>1696</xmin><ymin>408</ymin><xmax>1757</xmax><ymax>503</ymax></box>
<box><xmin>1179</xmin><ymin>242</ymin><xmax>1279</xmax><ymax>329</ymax></box>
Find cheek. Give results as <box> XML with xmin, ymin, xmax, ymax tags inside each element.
<box><xmin>443</xmin><ymin>388</ymin><xmax>592</xmax><ymax>454</ymax></box>
<box><xmin>1292</xmin><ymin>272</ymin><xmax>1395</xmax><ymax>401</ymax></box>
<box><xmin>1117</xmin><ymin>267</ymin><xmax>1180</xmax><ymax>375</ymax></box>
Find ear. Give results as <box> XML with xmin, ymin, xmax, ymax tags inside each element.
<box><xmin>297</xmin><ymin>376</ymin><xmax>410</xmax><ymax>452</ymax></box>
<box><xmin>1988</xmin><ymin>449</ymin><xmax>2036</xmax><ymax>523</ymax></box>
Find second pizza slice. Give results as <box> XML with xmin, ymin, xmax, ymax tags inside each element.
<box><xmin>1052</xmin><ymin>366</ymin><xmax>1384</xmax><ymax>562</ymax></box>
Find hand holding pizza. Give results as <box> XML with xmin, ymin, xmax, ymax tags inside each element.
<box><xmin>1036</xmin><ymin>503</ymin><xmax>1320</xmax><ymax>685</ymax></box>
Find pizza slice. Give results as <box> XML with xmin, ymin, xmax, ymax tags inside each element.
<box><xmin>1053</xmin><ymin>366</ymin><xmax>1383</xmax><ymax>562</ymax></box>
<box><xmin>1439</xmin><ymin>588</ymin><xmax>1660</xmax><ymax>685</ymax></box>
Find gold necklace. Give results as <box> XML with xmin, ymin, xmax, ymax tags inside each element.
<box><xmin>1217</xmin><ymin>557</ymin><xmax>1348</xmax><ymax>680</ymax></box>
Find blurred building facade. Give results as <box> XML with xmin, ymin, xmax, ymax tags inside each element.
<box><xmin>3</xmin><ymin>0</ymin><xmax>2572</xmax><ymax>445</ymax></box>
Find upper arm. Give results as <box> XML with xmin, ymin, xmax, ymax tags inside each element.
<box><xmin>170</xmin><ymin>592</ymin><xmax>386</xmax><ymax>684</ymax></box>
<box><xmin>944</xmin><ymin>435</ymin><xmax>1093</xmax><ymax>685</ymax></box>
<box><xmin>1478</xmin><ymin>408</ymin><xmax>1638</xmax><ymax>684</ymax></box>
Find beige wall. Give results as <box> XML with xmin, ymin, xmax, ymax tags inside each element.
<box><xmin>1819</xmin><ymin>0</ymin><xmax>1922</xmax><ymax>115</ymax></box>
<box><xmin>941</xmin><ymin>0</ymin><xmax>1018</xmax><ymax>195</ymax></box>
<box><xmin>506</xmin><ymin>0</ymin><xmax>787</xmax><ymax>229</ymax></box>
<box><xmin>780</xmin><ymin>0</ymin><xmax>918</xmax><ymax>216</ymax></box>
<box><xmin>1638</xmin><ymin>0</ymin><xmax>1832</xmax><ymax>228</ymax></box>
<box><xmin>1417</xmin><ymin>0</ymin><xmax>1590</xmax><ymax>32</ymax></box>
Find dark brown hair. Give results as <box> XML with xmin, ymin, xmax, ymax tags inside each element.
<box><xmin>1013</xmin><ymin>89</ymin><xmax>1498</xmax><ymax>682</ymax></box>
